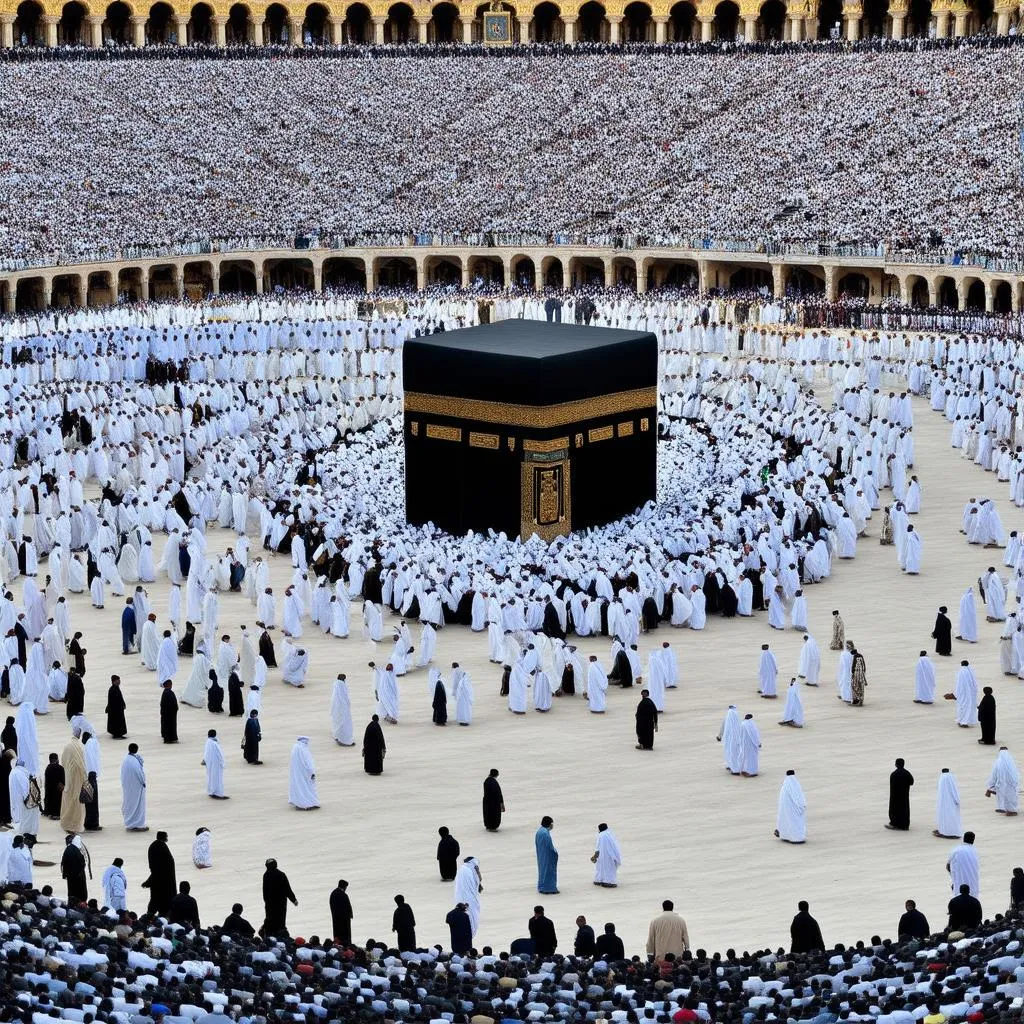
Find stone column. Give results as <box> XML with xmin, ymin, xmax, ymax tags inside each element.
<box><xmin>416</xmin><ymin>15</ymin><xmax>429</xmax><ymax>42</ymax></box>
<box><xmin>140</xmin><ymin>274</ymin><xmax>150</xmax><ymax>301</ymax></box>
<box><xmin>953</xmin><ymin>10</ymin><xmax>967</xmax><ymax>33</ymax></box>
<box><xmin>43</xmin><ymin>278</ymin><xmax>53</xmax><ymax>309</ymax></box>
<box><xmin>956</xmin><ymin>284</ymin><xmax>967</xmax><ymax>311</ymax></box>
<box><xmin>330</xmin><ymin>15</ymin><xmax>343</xmax><ymax>42</ymax></box>
<box><xmin>211</xmin><ymin>266</ymin><xmax>221</xmax><ymax>296</ymax></box>
<box><xmin>87</xmin><ymin>14</ymin><xmax>103</xmax><ymax>46</ymax></box>
<box><xmin>253</xmin><ymin>17</ymin><xmax>265</xmax><ymax>44</ymax></box>
<box><xmin>132</xmin><ymin>14</ymin><xmax>146</xmax><ymax>45</ymax></box>
<box><xmin>255</xmin><ymin>265</ymin><xmax>265</xmax><ymax>294</ymax></box>
<box><xmin>771</xmin><ymin>263</ymin><xmax>786</xmax><ymax>299</ymax></box>
<box><xmin>174</xmin><ymin>268</ymin><xmax>184</xmax><ymax>299</ymax></box>
<box><xmin>984</xmin><ymin>281</ymin><xmax>994</xmax><ymax>313</ymax></box>
<box><xmin>927</xmin><ymin>277</ymin><xmax>938</xmax><ymax>307</ymax></box>
<box><xmin>890</xmin><ymin>11</ymin><xmax>906</xmax><ymax>37</ymax></box>
<box><xmin>602</xmin><ymin>257</ymin><xmax>615</xmax><ymax>289</ymax></box>
<box><xmin>0</xmin><ymin>15</ymin><xmax>15</xmax><ymax>49</ymax></box>
<box><xmin>372</xmin><ymin>15</ymin><xmax>385</xmax><ymax>43</ymax></box>
<box><xmin>699</xmin><ymin>14</ymin><xmax>713</xmax><ymax>40</ymax></box>
<box><xmin>517</xmin><ymin>15</ymin><xmax>531</xmax><ymax>40</ymax></box>
<box><xmin>461</xmin><ymin>263</ymin><xmax>472</xmax><ymax>290</ymax></box>
<box><xmin>898</xmin><ymin>277</ymin><xmax>910</xmax><ymax>306</ymax></box>
<box><xmin>824</xmin><ymin>266</ymin><xmax>837</xmax><ymax>302</ymax></box>
<box><xmin>934</xmin><ymin>9</ymin><xmax>949</xmax><ymax>35</ymax></box>
<box><xmin>1013</xmin><ymin>284</ymin><xmax>1021</xmax><ymax>314</ymax></box>
<box><xmin>534</xmin><ymin>262</ymin><xmax>544</xmax><ymax>293</ymax></box>
<box><xmin>845</xmin><ymin>12</ymin><xmax>860</xmax><ymax>39</ymax></box>
<box><xmin>43</xmin><ymin>14</ymin><xmax>58</xmax><ymax>47</ymax></box>
<box><xmin>608</xmin><ymin>14</ymin><xmax>622</xmax><ymax>42</ymax></box>
<box><xmin>788</xmin><ymin>14</ymin><xmax>803</xmax><ymax>39</ymax></box>
<box><xmin>175</xmin><ymin>14</ymin><xmax>189</xmax><ymax>43</ymax></box>
<box><xmin>312</xmin><ymin>263</ymin><xmax>323</xmax><ymax>294</ymax></box>
<box><xmin>460</xmin><ymin>15</ymin><xmax>473</xmax><ymax>42</ymax></box>
<box><xmin>697</xmin><ymin>258</ymin><xmax>710</xmax><ymax>295</ymax></box>
<box><xmin>563</xmin><ymin>15</ymin><xmax>577</xmax><ymax>42</ymax></box>
<box><xmin>415</xmin><ymin>261</ymin><xmax>427</xmax><ymax>292</ymax></box>
<box><xmin>214</xmin><ymin>15</ymin><xmax>227</xmax><ymax>46</ymax></box>
<box><xmin>995</xmin><ymin>6</ymin><xmax>1012</xmax><ymax>33</ymax></box>
<box><xmin>654</xmin><ymin>14</ymin><xmax>668</xmax><ymax>41</ymax></box>
<box><xmin>742</xmin><ymin>14</ymin><xmax>757</xmax><ymax>39</ymax></box>
<box><xmin>290</xmin><ymin>17</ymin><xmax>303</xmax><ymax>44</ymax></box>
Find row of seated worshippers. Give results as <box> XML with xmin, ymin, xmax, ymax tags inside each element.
<box><xmin>2</xmin><ymin>880</ymin><xmax>1024</xmax><ymax>1024</ymax></box>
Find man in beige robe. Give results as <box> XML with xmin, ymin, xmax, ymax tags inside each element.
<box><xmin>60</xmin><ymin>732</ymin><xmax>87</xmax><ymax>834</ymax></box>
<box><xmin>646</xmin><ymin>899</ymin><xmax>690</xmax><ymax>959</ymax></box>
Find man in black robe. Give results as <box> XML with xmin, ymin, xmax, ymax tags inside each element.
<box><xmin>573</xmin><ymin>915</ymin><xmax>596</xmax><ymax>956</ymax></box>
<box><xmin>13</xmin><ymin>617</ymin><xmax>28</xmax><ymax>669</ymax></box>
<box><xmin>0</xmin><ymin>742</ymin><xmax>11</xmax><ymax>826</ymax></box>
<box><xmin>207</xmin><ymin>670</ymin><xmax>224</xmax><ymax>713</ymax></box>
<box><xmin>947</xmin><ymin>883</ymin><xmax>982</xmax><ymax>931</ymax></box>
<box><xmin>243</xmin><ymin>710</ymin><xmax>262</xmax><ymax>764</ymax></box>
<box><xmin>431</xmin><ymin>677</ymin><xmax>447</xmax><ymax>726</ymax></box>
<box><xmin>258</xmin><ymin>627</ymin><xmax>277</xmax><ymax>668</ymax></box>
<box><xmin>143</xmin><ymin>831</ymin><xmax>176</xmax><ymax>915</ymax></box>
<box><xmin>262</xmin><ymin>858</ymin><xmax>298</xmax><ymax>937</ymax></box>
<box><xmin>528</xmin><ymin>906</ymin><xmax>557</xmax><ymax>955</ymax></box>
<box><xmin>719</xmin><ymin>582</ymin><xmax>739</xmax><ymax>618</ymax></box>
<box><xmin>329</xmin><ymin>879</ymin><xmax>353</xmax><ymax>945</ymax></box>
<box><xmin>886</xmin><ymin>758</ymin><xmax>914</xmax><ymax>830</ymax></box>
<box><xmin>446</xmin><ymin>903</ymin><xmax>472</xmax><ymax>955</ymax></box>
<box><xmin>436</xmin><ymin>826</ymin><xmax>460</xmax><ymax>880</ymax></box>
<box><xmin>789</xmin><ymin>900</ymin><xmax>825</xmax><ymax>953</ymax></box>
<box><xmin>0</xmin><ymin>716</ymin><xmax>16</xmax><ymax>752</ymax></box>
<box><xmin>608</xmin><ymin>647</ymin><xmax>633</xmax><ymax>688</ymax></box>
<box><xmin>635</xmin><ymin>689</ymin><xmax>658</xmax><ymax>750</ymax></box>
<box><xmin>221</xmin><ymin>903</ymin><xmax>256</xmax><ymax>938</ymax></box>
<box><xmin>169</xmin><ymin>881</ymin><xmax>201</xmax><ymax>931</ymax></box>
<box><xmin>897</xmin><ymin>899</ymin><xmax>930</xmax><ymax>940</ymax></box>
<box><xmin>542</xmin><ymin>598</ymin><xmax>564</xmax><ymax>640</ymax></box>
<box><xmin>105</xmin><ymin>675</ymin><xmax>127</xmax><ymax>739</ymax></box>
<box><xmin>43</xmin><ymin>752</ymin><xmax>64</xmax><ymax>818</ymax></box>
<box><xmin>932</xmin><ymin>605</ymin><xmax>952</xmax><ymax>656</ymax></box>
<box><xmin>228</xmin><ymin>671</ymin><xmax>244</xmax><ymax>716</ymax></box>
<box><xmin>160</xmin><ymin>681</ymin><xmax>178</xmax><ymax>743</ymax></box>
<box><xmin>61</xmin><ymin>836</ymin><xmax>88</xmax><ymax>904</ymax></box>
<box><xmin>392</xmin><ymin>894</ymin><xmax>416</xmax><ymax>951</ymax></box>
<box><xmin>65</xmin><ymin>670</ymin><xmax>85</xmax><ymax>722</ymax></box>
<box><xmin>362</xmin><ymin>714</ymin><xmax>386</xmax><ymax>774</ymax></box>
<box><xmin>978</xmin><ymin>686</ymin><xmax>997</xmax><ymax>744</ymax></box>
<box><xmin>482</xmin><ymin>768</ymin><xmax>504</xmax><ymax>831</ymax></box>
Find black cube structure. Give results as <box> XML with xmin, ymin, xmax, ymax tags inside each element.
<box><xmin>403</xmin><ymin>320</ymin><xmax>657</xmax><ymax>540</ymax></box>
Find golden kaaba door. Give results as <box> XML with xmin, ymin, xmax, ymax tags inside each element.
<box><xmin>520</xmin><ymin>453</ymin><xmax>571</xmax><ymax>541</ymax></box>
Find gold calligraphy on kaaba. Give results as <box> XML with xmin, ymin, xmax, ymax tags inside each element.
<box><xmin>617</xmin><ymin>421</ymin><xmax>634</xmax><ymax>437</ymax></box>
<box><xmin>425</xmin><ymin>424</ymin><xmax>462</xmax><ymax>442</ymax></box>
<box><xmin>538</xmin><ymin>469</ymin><xmax>560</xmax><ymax>524</ymax></box>
<box><xmin>640</xmin><ymin>418</ymin><xmax>649</xmax><ymax>432</ymax></box>
<box><xmin>588</xmin><ymin>426</ymin><xmax>614</xmax><ymax>443</ymax></box>
<box><xmin>410</xmin><ymin>421</ymin><xmax>419</xmax><ymax>436</ymax></box>
<box><xmin>523</xmin><ymin>437</ymin><xmax>569</xmax><ymax>454</ymax></box>
<box><xmin>469</xmin><ymin>432</ymin><xmax>500</xmax><ymax>449</ymax></box>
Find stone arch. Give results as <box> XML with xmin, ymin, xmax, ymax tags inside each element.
<box><xmin>862</xmin><ymin>0</ymin><xmax>889</xmax><ymax>36</ymax></box>
<box><xmin>424</xmin><ymin>254</ymin><xmax>463</xmax><ymax>286</ymax></box>
<box><xmin>304</xmin><ymin>1</ymin><xmax>328</xmax><ymax>41</ymax></box>
<box><xmin>146</xmin><ymin>0</ymin><xmax>173</xmax><ymax>41</ymax></box>
<box><xmin>430</xmin><ymin>0</ymin><xmax>458</xmax><ymax>39</ymax></box>
<box><xmin>58</xmin><ymin>0</ymin><xmax>88</xmax><ymax>43</ymax></box>
<box><xmin>343</xmin><ymin>1</ymin><xmax>369</xmax><ymax>40</ymax></box>
<box><xmin>786</xmin><ymin>266</ymin><xmax>825</xmax><ymax>296</ymax></box>
<box><xmin>728</xmin><ymin>265</ymin><xmax>772</xmax><ymax>292</ymax></box>
<box><xmin>568</xmin><ymin>255</ymin><xmax>605</xmax><ymax>288</ymax></box>
<box><xmin>880</xmin><ymin>273</ymin><xmax>901</xmax><ymax>301</ymax></box>
<box><xmin>966</xmin><ymin>0</ymin><xmax>993</xmax><ymax>32</ymax></box>
<box><xmin>904</xmin><ymin>274</ymin><xmax>928</xmax><ymax>308</ymax></box>
<box><xmin>511</xmin><ymin>255</ymin><xmax>536</xmax><ymax>288</ymax></box>
<box><xmin>963</xmin><ymin>278</ymin><xmax>985</xmax><ymax>312</ymax></box>
<box><xmin>816</xmin><ymin>0</ymin><xmax>841</xmax><ymax>36</ymax></box>
<box><xmin>645</xmin><ymin>257</ymin><xmax>698</xmax><ymax>291</ymax></box>
<box><xmin>148</xmin><ymin>264</ymin><xmax>181</xmax><ymax>300</ymax></box>
<box><xmin>116</xmin><ymin>267</ymin><xmax>145</xmax><ymax>301</ymax></box>
<box><xmin>189</xmin><ymin>0</ymin><xmax>213</xmax><ymax>41</ymax></box>
<box><xmin>219</xmin><ymin>259</ymin><xmax>258</xmax><ymax>293</ymax></box>
<box><xmin>14</xmin><ymin>0</ymin><xmax>45</xmax><ymax>45</ymax></box>
<box><xmin>837</xmin><ymin>272</ymin><xmax>870</xmax><ymax>300</ymax></box>
<box><xmin>669</xmin><ymin>0</ymin><xmax>695</xmax><ymax>38</ymax></box>
<box><xmin>623</xmin><ymin>0</ymin><xmax>652</xmax><ymax>39</ymax></box>
<box><xmin>468</xmin><ymin>255</ymin><xmax>504</xmax><ymax>287</ymax></box>
<box><xmin>758</xmin><ymin>0</ymin><xmax>785</xmax><ymax>39</ymax></box>
<box><xmin>264</xmin><ymin>257</ymin><xmax>314</xmax><ymax>292</ymax></box>
<box><xmin>611</xmin><ymin>255</ymin><xmax>637</xmax><ymax>290</ymax></box>
<box><xmin>935</xmin><ymin>275</ymin><xmax>958</xmax><ymax>309</ymax></box>
<box><xmin>542</xmin><ymin>255</ymin><xmax>564</xmax><ymax>289</ymax></box>
<box><xmin>532</xmin><ymin>0</ymin><xmax>562</xmax><ymax>40</ymax></box>
<box><xmin>51</xmin><ymin>274</ymin><xmax>84</xmax><ymax>308</ymax></box>
<box><xmin>183</xmin><ymin>260</ymin><xmax>215</xmax><ymax>298</ymax></box>
<box><xmin>86</xmin><ymin>270</ymin><xmax>114</xmax><ymax>307</ymax></box>
<box><xmin>578</xmin><ymin>0</ymin><xmax>607</xmax><ymax>39</ymax></box>
<box><xmin>15</xmin><ymin>277</ymin><xmax>47</xmax><ymax>313</ymax></box>
<box><xmin>993</xmin><ymin>280</ymin><xmax>1013</xmax><ymax>314</ymax></box>
<box><xmin>907</xmin><ymin>0</ymin><xmax>931</xmax><ymax>35</ymax></box>
<box><xmin>713</xmin><ymin>0</ymin><xmax>739</xmax><ymax>39</ymax></box>
<box><xmin>373</xmin><ymin>256</ymin><xmax>416</xmax><ymax>290</ymax></box>
<box><xmin>264</xmin><ymin>1</ymin><xmax>288</xmax><ymax>40</ymax></box>
<box><xmin>385</xmin><ymin>1</ymin><xmax>413</xmax><ymax>41</ymax></box>
<box><xmin>226</xmin><ymin>1</ymin><xmax>250</xmax><ymax>41</ymax></box>
<box><xmin>104</xmin><ymin>0</ymin><xmax>133</xmax><ymax>42</ymax></box>
<box><xmin>322</xmin><ymin>257</ymin><xmax>367</xmax><ymax>291</ymax></box>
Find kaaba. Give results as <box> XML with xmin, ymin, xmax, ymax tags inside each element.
<box><xmin>403</xmin><ymin>320</ymin><xmax>658</xmax><ymax>540</ymax></box>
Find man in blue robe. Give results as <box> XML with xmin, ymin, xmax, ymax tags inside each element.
<box><xmin>535</xmin><ymin>815</ymin><xmax>559</xmax><ymax>894</ymax></box>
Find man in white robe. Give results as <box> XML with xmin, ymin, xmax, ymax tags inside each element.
<box><xmin>102</xmin><ymin>858</ymin><xmax>128</xmax><ymax>910</ymax></box>
<box><xmin>507</xmin><ymin>660</ymin><xmax>529</xmax><ymax>714</ymax></box>
<box><xmin>7</xmin><ymin>757</ymin><xmax>40</xmax><ymax>838</ymax></box>
<box><xmin>739</xmin><ymin>713</ymin><xmax>760</xmax><ymax>777</ymax></box>
<box><xmin>373</xmin><ymin>663</ymin><xmax>400</xmax><ymax>723</ymax></box>
<box><xmin>982</xmin><ymin>568</ymin><xmax>1007</xmax><ymax>621</ymax></box>
<box><xmin>192</xmin><ymin>827</ymin><xmax>213</xmax><ymax>867</ymax></box>
<box><xmin>775</xmin><ymin>769</ymin><xmax>807</xmax><ymax>843</ymax></box>
<box><xmin>453</xmin><ymin>855</ymin><xmax>483</xmax><ymax>936</ymax></box>
<box><xmin>120</xmin><ymin>744</ymin><xmax>147</xmax><ymax>831</ymax></box>
<box><xmin>586</xmin><ymin>657</ymin><xmax>607</xmax><ymax>713</ymax></box>
<box><xmin>797</xmin><ymin>634</ymin><xmax>820</xmax><ymax>685</ymax></box>
<box><xmin>592</xmin><ymin>823</ymin><xmax>622</xmax><ymax>887</ymax></box>
<box><xmin>900</xmin><ymin>526</ymin><xmax>922</xmax><ymax>574</ymax></box>
<box><xmin>281</xmin><ymin>643</ymin><xmax>309</xmax><ymax>687</ymax></box>
<box><xmin>985</xmin><ymin>747</ymin><xmax>1020</xmax><ymax>815</ymax></box>
<box><xmin>288</xmin><ymin>736</ymin><xmax>320</xmax><ymax>810</ymax></box>
<box><xmin>156</xmin><ymin>629</ymin><xmax>178</xmax><ymax>682</ymax></box>
<box><xmin>758</xmin><ymin>644</ymin><xmax>778</xmax><ymax>698</ymax></box>
<box><xmin>139</xmin><ymin>615</ymin><xmax>160</xmax><ymax>670</ymax></box>
<box><xmin>954</xmin><ymin>660</ymin><xmax>979</xmax><ymax>726</ymax></box>
<box><xmin>934</xmin><ymin>768</ymin><xmax>962</xmax><ymax>839</ymax></box>
<box><xmin>716</xmin><ymin>705</ymin><xmax>742</xmax><ymax>774</ymax></box>
<box><xmin>330</xmin><ymin>674</ymin><xmax>355</xmax><ymax>745</ymax></box>
<box><xmin>957</xmin><ymin>587</ymin><xmax>978</xmax><ymax>642</ymax></box>
<box><xmin>451</xmin><ymin>664</ymin><xmax>473</xmax><ymax>725</ymax></box>
<box><xmin>946</xmin><ymin>832</ymin><xmax>980</xmax><ymax>896</ymax></box>
<box><xmin>779</xmin><ymin>679</ymin><xmax>804</xmax><ymax>727</ymax></box>
<box><xmin>203</xmin><ymin>730</ymin><xmax>227</xmax><ymax>798</ymax></box>
<box><xmin>914</xmin><ymin>651</ymin><xmax>936</xmax><ymax>704</ymax></box>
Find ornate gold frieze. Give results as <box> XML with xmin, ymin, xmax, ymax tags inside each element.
<box><xmin>522</xmin><ymin>437</ymin><xmax>569</xmax><ymax>453</ymax></box>
<box><xmin>425</xmin><ymin>423</ymin><xmax>462</xmax><ymax>442</ymax></box>
<box><xmin>410</xmin><ymin>421</ymin><xmax>419</xmax><ymax>436</ymax></box>
<box><xmin>588</xmin><ymin>425</ymin><xmax>614</xmax><ymax>443</ymax></box>
<box><xmin>640</xmin><ymin>417</ymin><xmax>649</xmax><ymax>432</ymax></box>
<box><xmin>404</xmin><ymin>387</ymin><xmax>657</xmax><ymax>429</ymax></box>
<box><xmin>617</xmin><ymin>420</ymin><xmax>634</xmax><ymax>437</ymax></box>
<box><xmin>520</xmin><ymin>457</ymin><xmax>571</xmax><ymax>542</ymax></box>
<box><xmin>469</xmin><ymin>431</ymin><xmax>500</xmax><ymax>449</ymax></box>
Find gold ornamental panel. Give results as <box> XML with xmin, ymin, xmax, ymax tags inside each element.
<box><xmin>469</xmin><ymin>431</ymin><xmax>500</xmax><ymax>449</ymax></box>
<box><xmin>522</xmin><ymin>437</ymin><xmax>569</xmax><ymax>453</ymax></box>
<box><xmin>588</xmin><ymin>425</ymin><xmax>614</xmax><ymax>443</ymax></box>
<box><xmin>520</xmin><ymin>456</ymin><xmax>571</xmax><ymax>542</ymax></box>
<box><xmin>617</xmin><ymin>420</ymin><xmax>634</xmax><ymax>437</ymax></box>
<box><xmin>425</xmin><ymin>423</ymin><xmax>462</xmax><ymax>442</ymax></box>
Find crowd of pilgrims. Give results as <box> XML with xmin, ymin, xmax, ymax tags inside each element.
<box><xmin>0</xmin><ymin>288</ymin><xmax>1024</xmax><ymax>967</ymax></box>
<box><xmin>1</xmin><ymin>40</ymin><xmax>1023</xmax><ymax>269</ymax></box>
<box><xmin>4</xmin><ymin>878</ymin><xmax>1024</xmax><ymax>1024</ymax></box>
